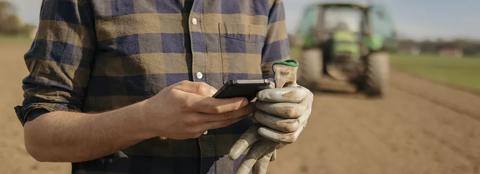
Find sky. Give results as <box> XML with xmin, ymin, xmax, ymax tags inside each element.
<box><xmin>6</xmin><ymin>0</ymin><xmax>480</xmax><ymax>41</ymax></box>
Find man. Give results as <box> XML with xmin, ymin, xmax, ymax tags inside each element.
<box><xmin>15</xmin><ymin>0</ymin><xmax>313</xmax><ymax>173</ymax></box>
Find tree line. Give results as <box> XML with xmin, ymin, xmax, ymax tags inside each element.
<box><xmin>397</xmin><ymin>39</ymin><xmax>480</xmax><ymax>57</ymax></box>
<box><xmin>0</xmin><ymin>1</ymin><xmax>35</xmax><ymax>36</ymax></box>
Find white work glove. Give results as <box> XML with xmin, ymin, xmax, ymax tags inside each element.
<box><xmin>255</xmin><ymin>86</ymin><xmax>313</xmax><ymax>143</ymax></box>
<box><xmin>229</xmin><ymin>86</ymin><xmax>313</xmax><ymax>174</ymax></box>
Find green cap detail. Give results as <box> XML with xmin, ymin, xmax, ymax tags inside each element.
<box><xmin>273</xmin><ymin>59</ymin><xmax>299</xmax><ymax>67</ymax></box>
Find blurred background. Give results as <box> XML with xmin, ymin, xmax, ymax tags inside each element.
<box><xmin>1</xmin><ymin>0</ymin><xmax>479</xmax><ymax>174</ymax></box>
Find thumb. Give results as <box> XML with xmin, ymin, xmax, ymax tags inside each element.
<box><xmin>229</xmin><ymin>126</ymin><xmax>260</xmax><ymax>160</ymax></box>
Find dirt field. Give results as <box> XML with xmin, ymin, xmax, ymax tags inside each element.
<box><xmin>0</xmin><ymin>43</ymin><xmax>70</xmax><ymax>174</ymax></box>
<box><xmin>1</xmin><ymin>43</ymin><xmax>479</xmax><ymax>174</ymax></box>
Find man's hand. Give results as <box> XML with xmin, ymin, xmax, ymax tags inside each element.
<box><xmin>255</xmin><ymin>86</ymin><xmax>313</xmax><ymax>143</ymax></box>
<box><xmin>229</xmin><ymin>86</ymin><xmax>313</xmax><ymax>174</ymax></box>
<box><xmin>141</xmin><ymin>81</ymin><xmax>254</xmax><ymax>139</ymax></box>
<box><xmin>22</xmin><ymin>80</ymin><xmax>253</xmax><ymax>162</ymax></box>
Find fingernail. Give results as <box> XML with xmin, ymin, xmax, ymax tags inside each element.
<box><xmin>209</xmin><ymin>88</ymin><xmax>218</xmax><ymax>97</ymax></box>
<box><xmin>241</xmin><ymin>98</ymin><xmax>249</xmax><ymax>106</ymax></box>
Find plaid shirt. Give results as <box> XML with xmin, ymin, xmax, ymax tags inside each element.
<box><xmin>15</xmin><ymin>0</ymin><xmax>288</xmax><ymax>173</ymax></box>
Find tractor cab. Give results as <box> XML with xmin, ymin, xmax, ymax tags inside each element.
<box><xmin>297</xmin><ymin>2</ymin><xmax>395</xmax><ymax>50</ymax></box>
<box><xmin>296</xmin><ymin>2</ymin><xmax>395</xmax><ymax>97</ymax></box>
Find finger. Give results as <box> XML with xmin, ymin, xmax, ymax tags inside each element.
<box><xmin>257</xmin><ymin>91</ymin><xmax>311</xmax><ymax>119</ymax></box>
<box><xmin>254</xmin><ymin>111</ymin><xmax>299</xmax><ymax>133</ymax></box>
<box><xmin>189</xmin><ymin>96</ymin><xmax>249</xmax><ymax>114</ymax></box>
<box><xmin>257</xmin><ymin>96</ymin><xmax>312</xmax><ymax>144</ymax></box>
<box><xmin>252</xmin><ymin>151</ymin><xmax>273</xmax><ymax>174</ymax></box>
<box><xmin>229</xmin><ymin>126</ymin><xmax>260</xmax><ymax>160</ymax></box>
<box><xmin>270</xmin><ymin>149</ymin><xmax>277</xmax><ymax>161</ymax></box>
<box><xmin>175</xmin><ymin>81</ymin><xmax>218</xmax><ymax>96</ymax></box>
<box><xmin>256</xmin><ymin>102</ymin><xmax>307</xmax><ymax>119</ymax></box>
<box><xmin>236</xmin><ymin>141</ymin><xmax>277</xmax><ymax>174</ymax></box>
<box><xmin>297</xmin><ymin>108</ymin><xmax>311</xmax><ymax>129</ymax></box>
<box><xmin>296</xmin><ymin>93</ymin><xmax>314</xmax><ymax>127</ymax></box>
<box><xmin>202</xmin><ymin>116</ymin><xmax>246</xmax><ymax>131</ymax></box>
<box><xmin>257</xmin><ymin>87</ymin><xmax>310</xmax><ymax>103</ymax></box>
<box><xmin>258</xmin><ymin>126</ymin><xmax>305</xmax><ymax>144</ymax></box>
<box><xmin>202</xmin><ymin>104</ymin><xmax>254</xmax><ymax>122</ymax></box>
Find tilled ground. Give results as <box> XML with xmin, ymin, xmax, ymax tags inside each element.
<box><xmin>1</xmin><ymin>43</ymin><xmax>479</xmax><ymax>174</ymax></box>
<box><xmin>0</xmin><ymin>43</ymin><xmax>70</xmax><ymax>174</ymax></box>
<box><xmin>270</xmin><ymin>70</ymin><xmax>480</xmax><ymax>174</ymax></box>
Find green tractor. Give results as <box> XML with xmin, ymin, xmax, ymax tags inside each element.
<box><xmin>294</xmin><ymin>1</ymin><xmax>396</xmax><ymax>97</ymax></box>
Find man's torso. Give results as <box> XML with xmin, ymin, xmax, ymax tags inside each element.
<box><xmin>66</xmin><ymin>0</ymin><xmax>272</xmax><ymax>173</ymax></box>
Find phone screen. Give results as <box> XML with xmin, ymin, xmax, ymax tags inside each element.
<box><xmin>213</xmin><ymin>79</ymin><xmax>272</xmax><ymax>101</ymax></box>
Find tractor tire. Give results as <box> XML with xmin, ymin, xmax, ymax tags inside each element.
<box><xmin>364</xmin><ymin>52</ymin><xmax>389</xmax><ymax>97</ymax></box>
<box><xmin>299</xmin><ymin>49</ymin><xmax>323</xmax><ymax>89</ymax></box>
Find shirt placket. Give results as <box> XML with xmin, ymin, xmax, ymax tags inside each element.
<box><xmin>188</xmin><ymin>0</ymin><xmax>218</xmax><ymax>173</ymax></box>
<box><xmin>189</xmin><ymin>6</ymin><xmax>207</xmax><ymax>83</ymax></box>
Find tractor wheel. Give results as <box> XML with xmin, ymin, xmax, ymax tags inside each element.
<box><xmin>364</xmin><ymin>52</ymin><xmax>389</xmax><ymax>97</ymax></box>
<box><xmin>299</xmin><ymin>49</ymin><xmax>323</xmax><ymax>89</ymax></box>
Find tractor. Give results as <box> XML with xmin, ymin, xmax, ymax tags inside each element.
<box><xmin>293</xmin><ymin>1</ymin><xmax>396</xmax><ymax>97</ymax></box>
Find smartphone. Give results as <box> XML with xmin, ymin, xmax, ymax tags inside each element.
<box><xmin>213</xmin><ymin>79</ymin><xmax>272</xmax><ymax>101</ymax></box>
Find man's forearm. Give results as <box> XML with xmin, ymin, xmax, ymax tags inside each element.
<box><xmin>24</xmin><ymin>101</ymin><xmax>153</xmax><ymax>162</ymax></box>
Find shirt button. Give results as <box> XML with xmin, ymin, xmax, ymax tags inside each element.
<box><xmin>203</xmin><ymin>130</ymin><xmax>208</xmax><ymax>135</ymax></box>
<box><xmin>196</xmin><ymin>72</ymin><xmax>204</xmax><ymax>79</ymax></box>
<box><xmin>192</xmin><ymin>18</ymin><xmax>198</xmax><ymax>25</ymax></box>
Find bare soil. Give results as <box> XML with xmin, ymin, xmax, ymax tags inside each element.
<box><xmin>0</xmin><ymin>43</ymin><xmax>70</xmax><ymax>174</ymax></box>
<box><xmin>270</xmin><ymin>70</ymin><xmax>480</xmax><ymax>174</ymax></box>
<box><xmin>1</xmin><ymin>43</ymin><xmax>479</xmax><ymax>174</ymax></box>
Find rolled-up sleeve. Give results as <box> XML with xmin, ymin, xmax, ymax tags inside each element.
<box><xmin>15</xmin><ymin>0</ymin><xmax>96</xmax><ymax>125</ymax></box>
<box><xmin>261</xmin><ymin>0</ymin><xmax>290</xmax><ymax>78</ymax></box>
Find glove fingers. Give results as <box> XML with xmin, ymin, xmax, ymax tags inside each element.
<box><xmin>254</xmin><ymin>111</ymin><xmax>299</xmax><ymax>133</ymax></box>
<box><xmin>230</xmin><ymin>126</ymin><xmax>260</xmax><ymax>160</ymax></box>
<box><xmin>236</xmin><ymin>141</ymin><xmax>277</xmax><ymax>174</ymax></box>
<box><xmin>270</xmin><ymin>149</ymin><xmax>277</xmax><ymax>161</ymax></box>
<box><xmin>297</xmin><ymin>93</ymin><xmax>314</xmax><ymax>126</ymax></box>
<box><xmin>257</xmin><ymin>87</ymin><xmax>309</xmax><ymax>103</ymax></box>
<box><xmin>256</xmin><ymin>102</ymin><xmax>307</xmax><ymax>119</ymax></box>
<box><xmin>258</xmin><ymin>126</ymin><xmax>305</xmax><ymax>144</ymax></box>
<box><xmin>252</xmin><ymin>151</ymin><xmax>274</xmax><ymax>174</ymax></box>
<box><xmin>236</xmin><ymin>157</ymin><xmax>257</xmax><ymax>174</ymax></box>
<box><xmin>297</xmin><ymin>109</ymin><xmax>311</xmax><ymax>128</ymax></box>
<box><xmin>258</xmin><ymin>96</ymin><xmax>311</xmax><ymax>144</ymax></box>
